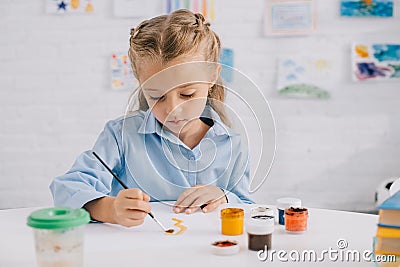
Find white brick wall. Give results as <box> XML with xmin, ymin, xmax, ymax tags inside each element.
<box><xmin>0</xmin><ymin>0</ymin><xmax>399</xmax><ymax>211</ymax></box>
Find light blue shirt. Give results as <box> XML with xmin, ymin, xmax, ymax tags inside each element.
<box><xmin>50</xmin><ymin>106</ymin><xmax>254</xmax><ymax>209</ymax></box>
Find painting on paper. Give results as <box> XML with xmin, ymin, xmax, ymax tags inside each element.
<box><xmin>340</xmin><ymin>0</ymin><xmax>393</xmax><ymax>17</ymax></box>
<box><xmin>219</xmin><ymin>48</ymin><xmax>234</xmax><ymax>83</ymax></box>
<box><xmin>277</xmin><ymin>57</ymin><xmax>333</xmax><ymax>99</ymax></box>
<box><xmin>264</xmin><ymin>0</ymin><xmax>316</xmax><ymax>36</ymax></box>
<box><xmin>46</xmin><ymin>0</ymin><xmax>95</xmax><ymax>14</ymax></box>
<box><xmin>111</xmin><ymin>53</ymin><xmax>139</xmax><ymax>91</ymax></box>
<box><xmin>352</xmin><ymin>44</ymin><xmax>400</xmax><ymax>81</ymax></box>
<box><xmin>165</xmin><ymin>0</ymin><xmax>216</xmax><ymax>21</ymax></box>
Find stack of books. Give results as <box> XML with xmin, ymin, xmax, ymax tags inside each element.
<box><xmin>375</xmin><ymin>190</ymin><xmax>400</xmax><ymax>256</ymax></box>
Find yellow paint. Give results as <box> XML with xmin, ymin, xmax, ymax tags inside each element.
<box><xmin>355</xmin><ymin>45</ymin><xmax>369</xmax><ymax>58</ymax></box>
<box><xmin>85</xmin><ymin>2</ymin><xmax>94</xmax><ymax>13</ymax></box>
<box><xmin>209</xmin><ymin>0</ymin><xmax>215</xmax><ymax>21</ymax></box>
<box><xmin>220</xmin><ymin>208</ymin><xmax>244</xmax><ymax>235</ymax></box>
<box><xmin>71</xmin><ymin>0</ymin><xmax>80</xmax><ymax>9</ymax></box>
<box><xmin>165</xmin><ymin>218</ymin><xmax>187</xmax><ymax>235</ymax></box>
<box><xmin>315</xmin><ymin>59</ymin><xmax>328</xmax><ymax>70</ymax></box>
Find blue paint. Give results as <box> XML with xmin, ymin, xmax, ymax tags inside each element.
<box><xmin>219</xmin><ymin>48</ymin><xmax>234</xmax><ymax>83</ymax></box>
<box><xmin>373</xmin><ymin>44</ymin><xmax>400</xmax><ymax>62</ymax></box>
<box><xmin>340</xmin><ymin>0</ymin><xmax>393</xmax><ymax>17</ymax></box>
<box><xmin>278</xmin><ymin>209</ymin><xmax>285</xmax><ymax>225</ymax></box>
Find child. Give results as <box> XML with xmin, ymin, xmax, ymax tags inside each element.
<box><xmin>50</xmin><ymin>9</ymin><xmax>254</xmax><ymax>227</ymax></box>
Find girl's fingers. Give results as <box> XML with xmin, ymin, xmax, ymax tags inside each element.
<box><xmin>201</xmin><ymin>200</ymin><xmax>220</xmax><ymax>213</ymax></box>
<box><xmin>174</xmin><ymin>188</ymin><xmax>197</xmax><ymax>213</ymax></box>
<box><xmin>143</xmin><ymin>192</ymin><xmax>150</xmax><ymax>202</ymax></box>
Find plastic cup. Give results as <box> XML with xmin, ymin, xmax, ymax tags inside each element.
<box><xmin>27</xmin><ymin>207</ymin><xmax>90</xmax><ymax>267</ymax></box>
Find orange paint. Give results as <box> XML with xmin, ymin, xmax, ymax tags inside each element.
<box><xmin>355</xmin><ymin>45</ymin><xmax>369</xmax><ymax>58</ymax></box>
<box><xmin>284</xmin><ymin>207</ymin><xmax>308</xmax><ymax>233</ymax></box>
<box><xmin>165</xmin><ymin>218</ymin><xmax>187</xmax><ymax>235</ymax></box>
<box><xmin>71</xmin><ymin>0</ymin><xmax>80</xmax><ymax>9</ymax></box>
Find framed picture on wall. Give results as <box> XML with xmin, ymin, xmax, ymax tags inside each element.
<box><xmin>264</xmin><ymin>0</ymin><xmax>316</xmax><ymax>36</ymax></box>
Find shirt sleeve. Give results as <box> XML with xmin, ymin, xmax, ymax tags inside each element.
<box><xmin>224</xmin><ymin>139</ymin><xmax>255</xmax><ymax>204</ymax></box>
<box><xmin>49</xmin><ymin>120</ymin><xmax>123</xmax><ymax>209</ymax></box>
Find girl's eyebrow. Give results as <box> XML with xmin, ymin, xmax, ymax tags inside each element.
<box><xmin>144</xmin><ymin>83</ymin><xmax>197</xmax><ymax>92</ymax></box>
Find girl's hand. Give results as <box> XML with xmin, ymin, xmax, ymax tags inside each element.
<box><xmin>173</xmin><ymin>185</ymin><xmax>227</xmax><ymax>214</ymax></box>
<box><xmin>112</xmin><ymin>188</ymin><xmax>151</xmax><ymax>227</ymax></box>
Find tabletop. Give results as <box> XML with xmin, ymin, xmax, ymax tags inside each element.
<box><xmin>0</xmin><ymin>202</ymin><xmax>382</xmax><ymax>267</ymax></box>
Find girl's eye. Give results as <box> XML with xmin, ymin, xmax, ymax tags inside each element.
<box><xmin>181</xmin><ymin>93</ymin><xmax>194</xmax><ymax>98</ymax></box>
<box><xmin>149</xmin><ymin>95</ymin><xmax>165</xmax><ymax>101</ymax></box>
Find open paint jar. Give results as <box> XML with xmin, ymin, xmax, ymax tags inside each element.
<box><xmin>276</xmin><ymin>198</ymin><xmax>301</xmax><ymax>225</ymax></box>
<box><xmin>220</xmin><ymin>208</ymin><xmax>244</xmax><ymax>235</ymax></box>
<box><xmin>250</xmin><ymin>206</ymin><xmax>275</xmax><ymax>218</ymax></box>
<box><xmin>246</xmin><ymin>215</ymin><xmax>274</xmax><ymax>251</ymax></box>
<box><xmin>211</xmin><ymin>240</ymin><xmax>240</xmax><ymax>255</ymax></box>
<box><xmin>284</xmin><ymin>207</ymin><xmax>308</xmax><ymax>233</ymax></box>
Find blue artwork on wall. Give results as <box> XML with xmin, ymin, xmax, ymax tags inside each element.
<box><xmin>219</xmin><ymin>48</ymin><xmax>234</xmax><ymax>83</ymax></box>
<box><xmin>340</xmin><ymin>0</ymin><xmax>393</xmax><ymax>17</ymax></box>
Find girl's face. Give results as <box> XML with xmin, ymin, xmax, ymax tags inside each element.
<box><xmin>138</xmin><ymin>58</ymin><xmax>218</xmax><ymax>136</ymax></box>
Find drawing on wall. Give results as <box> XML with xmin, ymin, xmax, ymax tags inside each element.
<box><xmin>219</xmin><ymin>48</ymin><xmax>234</xmax><ymax>83</ymax></box>
<box><xmin>277</xmin><ymin>57</ymin><xmax>332</xmax><ymax>99</ymax></box>
<box><xmin>46</xmin><ymin>0</ymin><xmax>94</xmax><ymax>14</ymax></box>
<box><xmin>111</xmin><ymin>53</ymin><xmax>139</xmax><ymax>90</ymax></box>
<box><xmin>264</xmin><ymin>0</ymin><xmax>316</xmax><ymax>36</ymax></box>
<box><xmin>352</xmin><ymin>44</ymin><xmax>400</xmax><ymax>81</ymax></box>
<box><xmin>340</xmin><ymin>0</ymin><xmax>393</xmax><ymax>17</ymax></box>
<box><xmin>165</xmin><ymin>0</ymin><xmax>216</xmax><ymax>21</ymax></box>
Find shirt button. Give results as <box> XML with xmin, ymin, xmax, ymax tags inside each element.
<box><xmin>190</xmin><ymin>156</ymin><xmax>195</xmax><ymax>160</ymax></box>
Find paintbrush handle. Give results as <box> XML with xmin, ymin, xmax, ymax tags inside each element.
<box><xmin>92</xmin><ymin>151</ymin><xmax>128</xmax><ymax>189</ymax></box>
<box><xmin>92</xmin><ymin>151</ymin><xmax>168</xmax><ymax>231</ymax></box>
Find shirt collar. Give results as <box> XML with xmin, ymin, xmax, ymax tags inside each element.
<box><xmin>137</xmin><ymin>105</ymin><xmax>235</xmax><ymax>138</ymax></box>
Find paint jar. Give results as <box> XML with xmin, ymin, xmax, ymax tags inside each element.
<box><xmin>246</xmin><ymin>215</ymin><xmax>274</xmax><ymax>251</ymax></box>
<box><xmin>276</xmin><ymin>198</ymin><xmax>301</xmax><ymax>225</ymax></box>
<box><xmin>211</xmin><ymin>240</ymin><xmax>240</xmax><ymax>255</ymax></box>
<box><xmin>220</xmin><ymin>208</ymin><xmax>244</xmax><ymax>235</ymax></box>
<box><xmin>27</xmin><ymin>207</ymin><xmax>90</xmax><ymax>267</ymax></box>
<box><xmin>284</xmin><ymin>207</ymin><xmax>308</xmax><ymax>233</ymax></box>
<box><xmin>250</xmin><ymin>206</ymin><xmax>275</xmax><ymax>219</ymax></box>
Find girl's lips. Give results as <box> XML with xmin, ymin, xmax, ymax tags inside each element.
<box><xmin>167</xmin><ymin>119</ymin><xmax>187</xmax><ymax>126</ymax></box>
<box><xmin>169</xmin><ymin>119</ymin><xmax>184</xmax><ymax>123</ymax></box>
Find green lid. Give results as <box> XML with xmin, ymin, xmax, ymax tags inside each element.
<box><xmin>27</xmin><ymin>207</ymin><xmax>90</xmax><ymax>229</ymax></box>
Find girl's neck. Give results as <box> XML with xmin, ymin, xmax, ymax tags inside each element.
<box><xmin>177</xmin><ymin>118</ymin><xmax>210</xmax><ymax>150</ymax></box>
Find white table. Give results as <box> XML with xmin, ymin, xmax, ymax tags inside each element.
<box><xmin>0</xmin><ymin>203</ymin><xmax>381</xmax><ymax>266</ymax></box>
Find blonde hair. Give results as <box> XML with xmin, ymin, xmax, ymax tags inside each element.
<box><xmin>128</xmin><ymin>9</ymin><xmax>229</xmax><ymax>126</ymax></box>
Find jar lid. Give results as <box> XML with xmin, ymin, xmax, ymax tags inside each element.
<box><xmin>246</xmin><ymin>215</ymin><xmax>274</xmax><ymax>235</ymax></box>
<box><xmin>276</xmin><ymin>198</ymin><xmax>301</xmax><ymax>210</ymax></box>
<box><xmin>211</xmin><ymin>240</ymin><xmax>240</xmax><ymax>255</ymax></box>
<box><xmin>27</xmin><ymin>207</ymin><xmax>90</xmax><ymax>229</ymax></box>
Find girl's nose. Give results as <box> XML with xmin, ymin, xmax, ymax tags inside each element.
<box><xmin>165</xmin><ymin>96</ymin><xmax>183</xmax><ymax>117</ymax></box>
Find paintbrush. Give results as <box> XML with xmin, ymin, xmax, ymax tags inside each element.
<box><xmin>92</xmin><ymin>151</ymin><xmax>174</xmax><ymax>233</ymax></box>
